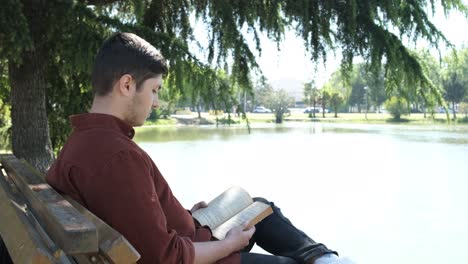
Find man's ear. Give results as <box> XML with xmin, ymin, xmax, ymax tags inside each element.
<box><xmin>117</xmin><ymin>74</ymin><xmax>136</xmax><ymax>96</ymax></box>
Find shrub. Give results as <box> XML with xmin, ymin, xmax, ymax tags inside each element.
<box><xmin>384</xmin><ymin>96</ymin><xmax>409</xmax><ymax>120</ymax></box>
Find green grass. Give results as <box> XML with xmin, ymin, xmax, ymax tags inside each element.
<box><xmin>139</xmin><ymin>112</ymin><xmax>468</xmax><ymax>127</ymax></box>
<box><xmin>252</xmin><ymin>112</ymin><xmax>468</xmax><ymax>125</ymax></box>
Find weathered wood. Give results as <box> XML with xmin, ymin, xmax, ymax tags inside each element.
<box><xmin>65</xmin><ymin>197</ymin><xmax>140</xmax><ymax>264</ymax></box>
<box><xmin>0</xmin><ymin>155</ymin><xmax>98</xmax><ymax>254</ymax></box>
<box><xmin>73</xmin><ymin>252</ymin><xmax>112</xmax><ymax>264</ymax></box>
<box><xmin>20</xmin><ymin>159</ymin><xmax>140</xmax><ymax>263</ymax></box>
<box><xmin>23</xmin><ymin>206</ymin><xmax>75</xmax><ymax>264</ymax></box>
<box><xmin>0</xmin><ymin>168</ymin><xmax>56</xmax><ymax>263</ymax></box>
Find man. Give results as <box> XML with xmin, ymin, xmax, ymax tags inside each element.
<box><xmin>47</xmin><ymin>32</ymin><xmax>343</xmax><ymax>264</ymax></box>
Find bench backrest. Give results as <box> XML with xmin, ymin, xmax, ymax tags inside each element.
<box><xmin>0</xmin><ymin>154</ymin><xmax>140</xmax><ymax>263</ymax></box>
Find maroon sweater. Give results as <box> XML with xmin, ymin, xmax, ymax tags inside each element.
<box><xmin>46</xmin><ymin>113</ymin><xmax>240</xmax><ymax>264</ymax></box>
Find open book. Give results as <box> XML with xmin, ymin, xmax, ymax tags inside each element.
<box><xmin>192</xmin><ymin>186</ymin><xmax>273</xmax><ymax>240</ymax></box>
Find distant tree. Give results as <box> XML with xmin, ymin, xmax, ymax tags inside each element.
<box><xmin>443</xmin><ymin>73</ymin><xmax>466</xmax><ymax>119</ymax></box>
<box><xmin>303</xmin><ymin>81</ymin><xmax>319</xmax><ymax>117</ymax></box>
<box><xmin>208</xmin><ymin>71</ymin><xmax>238</xmax><ymax>122</ymax></box>
<box><xmin>348</xmin><ymin>66</ymin><xmax>367</xmax><ymax>112</ymax></box>
<box><xmin>416</xmin><ymin>49</ymin><xmax>443</xmax><ymax>117</ymax></box>
<box><xmin>385</xmin><ymin>96</ymin><xmax>410</xmax><ymax>120</ymax></box>
<box><xmin>0</xmin><ymin>99</ymin><xmax>10</xmax><ymax>150</ymax></box>
<box><xmin>364</xmin><ymin>68</ymin><xmax>387</xmax><ymax>112</ymax></box>
<box><xmin>443</xmin><ymin>49</ymin><xmax>468</xmax><ymax>119</ymax></box>
<box><xmin>0</xmin><ymin>61</ymin><xmax>10</xmax><ymax>150</ymax></box>
<box><xmin>328</xmin><ymin>70</ymin><xmax>352</xmax><ymax>100</ymax></box>
<box><xmin>347</xmin><ymin>64</ymin><xmax>387</xmax><ymax>113</ymax></box>
<box><xmin>330</xmin><ymin>92</ymin><xmax>344</xmax><ymax>118</ymax></box>
<box><xmin>265</xmin><ymin>89</ymin><xmax>294</xmax><ymax>123</ymax></box>
<box><xmin>303</xmin><ymin>81</ymin><xmax>312</xmax><ymax>108</ymax></box>
<box><xmin>254</xmin><ymin>80</ymin><xmax>274</xmax><ymax>109</ymax></box>
<box><xmin>321</xmin><ymin>89</ymin><xmax>331</xmax><ymax>118</ymax></box>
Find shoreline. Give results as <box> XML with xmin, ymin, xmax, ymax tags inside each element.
<box><xmin>143</xmin><ymin>112</ymin><xmax>468</xmax><ymax>127</ymax></box>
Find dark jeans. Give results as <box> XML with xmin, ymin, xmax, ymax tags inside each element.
<box><xmin>240</xmin><ymin>198</ymin><xmax>337</xmax><ymax>264</ymax></box>
<box><xmin>0</xmin><ymin>237</ymin><xmax>13</xmax><ymax>264</ymax></box>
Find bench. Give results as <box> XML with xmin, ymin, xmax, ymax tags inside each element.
<box><xmin>0</xmin><ymin>154</ymin><xmax>140</xmax><ymax>263</ymax></box>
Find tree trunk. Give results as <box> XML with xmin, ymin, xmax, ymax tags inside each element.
<box><xmin>452</xmin><ymin>101</ymin><xmax>456</xmax><ymax>119</ymax></box>
<box><xmin>7</xmin><ymin>0</ymin><xmax>55</xmax><ymax>173</ymax></box>
<box><xmin>275</xmin><ymin>113</ymin><xmax>282</xmax><ymax>123</ymax></box>
<box><xmin>196</xmin><ymin>103</ymin><xmax>201</xmax><ymax>118</ymax></box>
<box><xmin>9</xmin><ymin>49</ymin><xmax>54</xmax><ymax>173</ymax></box>
<box><xmin>312</xmin><ymin>99</ymin><xmax>316</xmax><ymax>118</ymax></box>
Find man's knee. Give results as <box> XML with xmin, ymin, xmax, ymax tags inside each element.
<box><xmin>253</xmin><ymin>197</ymin><xmax>270</xmax><ymax>204</ymax></box>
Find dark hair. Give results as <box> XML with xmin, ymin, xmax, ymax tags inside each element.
<box><xmin>91</xmin><ymin>32</ymin><xmax>168</xmax><ymax>96</ymax></box>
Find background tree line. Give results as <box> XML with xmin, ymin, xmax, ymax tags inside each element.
<box><xmin>302</xmin><ymin>47</ymin><xmax>468</xmax><ymax>120</ymax></box>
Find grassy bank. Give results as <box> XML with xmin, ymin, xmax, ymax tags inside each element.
<box><xmin>285</xmin><ymin>112</ymin><xmax>468</xmax><ymax>125</ymax></box>
<box><xmin>145</xmin><ymin>112</ymin><xmax>468</xmax><ymax>127</ymax></box>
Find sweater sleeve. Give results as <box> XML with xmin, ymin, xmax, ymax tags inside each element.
<box><xmin>81</xmin><ymin>149</ymin><xmax>195</xmax><ymax>264</ymax></box>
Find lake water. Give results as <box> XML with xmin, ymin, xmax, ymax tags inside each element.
<box><xmin>134</xmin><ymin>122</ymin><xmax>468</xmax><ymax>264</ymax></box>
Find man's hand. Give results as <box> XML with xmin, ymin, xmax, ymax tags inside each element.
<box><xmin>224</xmin><ymin>223</ymin><xmax>256</xmax><ymax>252</ymax></box>
<box><xmin>190</xmin><ymin>201</ymin><xmax>208</xmax><ymax>213</ymax></box>
<box><xmin>193</xmin><ymin>223</ymin><xmax>255</xmax><ymax>264</ymax></box>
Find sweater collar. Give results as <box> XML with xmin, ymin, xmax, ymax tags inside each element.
<box><xmin>70</xmin><ymin>113</ymin><xmax>135</xmax><ymax>139</ymax></box>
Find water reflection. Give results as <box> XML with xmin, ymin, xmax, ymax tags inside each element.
<box><xmin>135</xmin><ymin>125</ymin><xmax>297</xmax><ymax>142</ymax></box>
<box><xmin>135</xmin><ymin>123</ymin><xmax>468</xmax><ymax>264</ymax></box>
<box><xmin>135</xmin><ymin>123</ymin><xmax>468</xmax><ymax>145</ymax></box>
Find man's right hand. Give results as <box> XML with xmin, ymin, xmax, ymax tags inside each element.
<box><xmin>193</xmin><ymin>223</ymin><xmax>256</xmax><ymax>264</ymax></box>
<box><xmin>224</xmin><ymin>223</ymin><xmax>256</xmax><ymax>252</ymax></box>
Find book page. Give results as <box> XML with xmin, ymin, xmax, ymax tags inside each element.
<box><xmin>192</xmin><ymin>186</ymin><xmax>253</xmax><ymax>230</ymax></box>
<box><xmin>211</xmin><ymin>201</ymin><xmax>273</xmax><ymax>240</ymax></box>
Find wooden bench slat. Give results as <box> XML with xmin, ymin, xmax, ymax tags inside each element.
<box><xmin>0</xmin><ymin>168</ymin><xmax>60</xmax><ymax>264</ymax></box>
<box><xmin>0</xmin><ymin>155</ymin><xmax>98</xmax><ymax>255</ymax></box>
<box><xmin>65</xmin><ymin>197</ymin><xmax>140</xmax><ymax>263</ymax></box>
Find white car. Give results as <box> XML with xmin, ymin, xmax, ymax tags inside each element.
<box><xmin>252</xmin><ymin>106</ymin><xmax>272</xmax><ymax>113</ymax></box>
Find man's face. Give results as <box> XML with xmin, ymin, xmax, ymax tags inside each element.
<box><xmin>127</xmin><ymin>75</ymin><xmax>163</xmax><ymax>126</ymax></box>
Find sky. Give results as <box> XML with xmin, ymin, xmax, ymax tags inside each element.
<box><xmin>254</xmin><ymin>5</ymin><xmax>468</xmax><ymax>89</ymax></box>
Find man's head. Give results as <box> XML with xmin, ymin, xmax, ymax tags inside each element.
<box><xmin>91</xmin><ymin>32</ymin><xmax>168</xmax><ymax>126</ymax></box>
